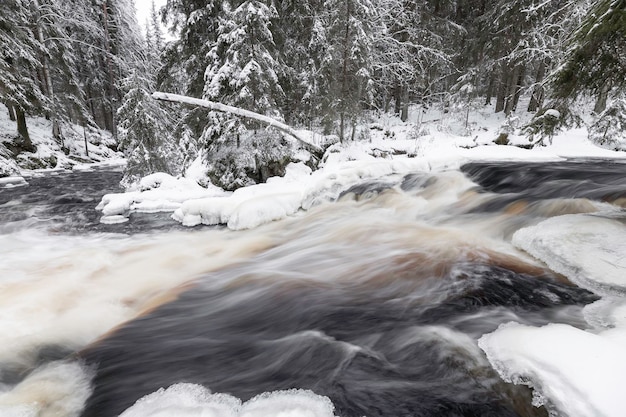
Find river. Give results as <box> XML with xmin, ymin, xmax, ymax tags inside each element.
<box><xmin>0</xmin><ymin>160</ymin><xmax>625</xmax><ymax>417</ymax></box>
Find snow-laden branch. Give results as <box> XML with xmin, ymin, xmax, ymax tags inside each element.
<box><xmin>152</xmin><ymin>92</ymin><xmax>323</xmax><ymax>155</ymax></box>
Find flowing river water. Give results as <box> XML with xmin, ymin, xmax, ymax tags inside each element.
<box><xmin>0</xmin><ymin>160</ymin><xmax>625</xmax><ymax>417</ymax></box>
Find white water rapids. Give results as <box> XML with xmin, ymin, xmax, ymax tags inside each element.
<box><xmin>0</xmin><ymin>161</ymin><xmax>625</xmax><ymax>417</ymax></box>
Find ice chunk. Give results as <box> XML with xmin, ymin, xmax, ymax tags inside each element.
<box><xmin>512</xmin><ymin>214</ymin><xmax>626</xmax><ymax>295</ymax></box>
<box><xmin>100</xmin><ymin>215</ymin><xmax>130</xmax><ymax>224</ymax></box>
<box><xmin>0</xmin><ymin>176</ymin><xmax>27</xmax><ymax>188</ymax></box>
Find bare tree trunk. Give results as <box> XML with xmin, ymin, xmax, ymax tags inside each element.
<box><xmin>338</xmin><ymin>0</ymin><xmax>352</xmax><ymax>143</ymax></box>
<box><xmin>32</xmin><ymin>0</ymin><xmax>63</xmax><ymax>144</ymax></box>
<box><xmin>511</xmin><ymin>65</ymin><xmax>525</xmax><ymax>112</ymax></box>
<box><xmin>485</xmin><ymin>75</ymin><xmax>494</xmax><ymax>106</ymax></box>
<box><xmin>16</xmin><ymin>107</ymin><xmax>35</xmax><ymax>152</ymax></box>
<box><xmin>527</xmin><ymin>62</ymin><xmax>545</xmax><ymax>112</ymax></box>
<box><xmin>394</xmin><ymin>81</ymin><xmax>402</xmax><ymax>115</ymax></box>
<box><xmin>83</xmin><ymin>125</ymin><xmax>90</xmax><ymax>157</ymax></box>
<box><xmin>6</xmin><ymin>103</ymin><xmax>16</xmax><ymax>121</ymax></box>
<box><xmin>504</xmin><ymin>65</ymin><xmax>521</xmax><ymax>116</ymax></box>
<box><xmin>495</xmin><ymin>70</ymin><xmax>507</xmax><ymax>113</ymax></box>
<box><xmin>400</xmin><ymin>86</ymin><xmax>409</xmax><ymax>122</ymax></box>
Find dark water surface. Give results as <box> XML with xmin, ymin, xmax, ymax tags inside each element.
<box><xmin>0</xmin><ymin>169</ymin><xmax>193</xmax><ymax>234</ymax></box>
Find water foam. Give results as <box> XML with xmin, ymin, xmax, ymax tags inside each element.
<box><xmin>0</xmin><ymin>228</ymin><xmax>276</xmax><ymax>369</ymax></box>
<box><xmin>0</xmin><ymin>361</ymin><xmax>92</xmax><ymax>417</ymax></box>
<box><xmin>119</xmin><ymin>384</ymin><xmax>337</xmax><ymax>417</ymax></box>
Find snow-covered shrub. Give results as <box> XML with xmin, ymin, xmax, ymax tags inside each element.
<box><xmin>589</xmin><ymin>98</ymin><xmax>626</xmax><ymax>151</ymax></box>
<box><xmin>205</xmin><ymin>131</ymin><xmax>293</xmax><ymax>191</ymax></box>
<box><xmin>524</xmin><ymin>108</ymin><xmax>562</xmax><ymax>146</ymax></box>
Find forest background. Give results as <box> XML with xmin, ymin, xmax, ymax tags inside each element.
<box><xmin>0</xmin><ymin>0</ymin><xmax>624</xmax><ymax>188</ymax></box>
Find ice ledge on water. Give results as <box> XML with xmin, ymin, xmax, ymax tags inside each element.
<box><xmin>0</xmin><ymin>176</ymin><xmax>28</xmax><ymax>188</ymax></box>
<box><xmin>511</xmin><ymin>213</ymin><xmax>626</xmax><ymax>296</ymax></box>
<box><xmin>119</xmin><ymin>383</ymin><xmax>338</xmax><ymax>417</ymax></box>
<box><xmin>480</xmin><ymin>213</ymin><xmax>626</xmax><ymax>417</ymax></box>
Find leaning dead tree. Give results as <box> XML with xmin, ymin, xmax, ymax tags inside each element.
<box><xmin>152</xmin><ymin>92</ymin><xmax>324</xmax><ymax>156</ymax></box>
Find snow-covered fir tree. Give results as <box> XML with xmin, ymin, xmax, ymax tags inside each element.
<box><xmin>117</xmin><ymin>65</ymin><xmax>182</xmax><ymax>188</ymax></box>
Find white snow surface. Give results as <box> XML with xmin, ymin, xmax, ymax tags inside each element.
<box><xmin>479</xmin><ymin>322</ymin><xmax>626</xmax><ymax>417</ymax></box>
<box><xmin>0</xmin><ymin>106</ymin><xmax>123</xmax><ymax>175</ymax></box>
<box><xmin>119</xmin><ymin>383</ymin><xmax>337</xmax><ymax>417</ymax></box>
<box><xmin>480</xmin><ymin>213</ymin><xmax>626</xmax><ymax>417</ymax></box>
<box><xmin>97</xmin><ymin>172</ymin><xmax>225</xmax><ymax>222</ymax></box>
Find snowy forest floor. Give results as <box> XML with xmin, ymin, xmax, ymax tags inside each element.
<box><xmin>0</xmin><ymin>107</ymin><xmax>124</xmax><ymax>182</ymax></box>
<box><xmin>2</xmin><ymin>100</ymin><xmax>625</xmax><ymax>229</ymax></box>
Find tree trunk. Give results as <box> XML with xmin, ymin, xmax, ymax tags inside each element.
<box><xmin>32</xmin><ymin>0</ymin><xmax>63</xmax><ymax>143</ymax></box>
<box><xmin>400</xmin><ymin>86</ymin><xmax>409</xmax><ymax>122</ymax></box>
<box><xmin>495</xmin><ymin>70</ymin><xmax>507</xmax><ymax>113</ymax></box>
<box><xmin>83</xmin><ymin>125</ymin><xmax>90</xmax><ymax>157</ymax></box>
<box><xmin>594</xmin><ymin>83</ymin><xmax>610</xmax><ymax>114</ymax></box>
<box><xmin>16</xmin><ymin>107</ymin><xmax>35</xmax><ymax>152</ymax></box>
<box><xmin>485</xmin><ymin>75</ymin><xmax>494</xmax><ymax>106</ymax></box>
<box><xmin>511</xmin><ymin>65</ymin><xmax>525</xmax><ymax>112</ymax></box>
<box><xmin>394</xmin><ymin>81</ymin><xmax>402</xmax><ymax>115</ymax></box>
<box><xmin>504</xmin><ymin>65</ymin><xmax>520</xmax><ymax>116</ymax></box>
<box><xmin>6</xmin><ymin>103</ymin><xmax>16</xmax><ymax>121</ymax></box>
<box><xmin>527</xmin><ymin>62</ymin><xmax>545</xmax><ymax>113</ymax></box>
<box><xmin>338</xmin><ymin>0</ymin><xmax>352</xmax><ymax>143</ymax></box>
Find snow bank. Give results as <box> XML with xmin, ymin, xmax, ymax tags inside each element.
<box><xmin>479</xmin><ymin>322</ymin><xmax>626</xmax><ymax>417</ymax></box>
<box><xmin>173</xmin><ymin>158</ymin><xmax>429</xmax><ymax>230</ymax></box>
<box><xmin>119</xmin><ymin>383</ymin><xmax>337</xmax><ymax>417</ymax></box>
<box><xmin>97</xmin><ymin>172</ymin><xmax>226</xmax><ymax>223</ymax></box>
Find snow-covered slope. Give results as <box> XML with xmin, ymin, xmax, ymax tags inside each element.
<box><xmin>0</xmin><ymin>105</ymin><xmax>124</xmax><ymax>180</ymax></box>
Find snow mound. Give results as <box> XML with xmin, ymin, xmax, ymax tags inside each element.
<box><xmin>512</xmin><ymin>214</ymin><xmax>626</xmax><ymax>295</ymax></box>
<box><xmin>119</xmin><ymin>383</ymin><xmax>337</xmax><ymax>417</ymax></box>
<box><xmin>119</xmin><ymin>384</ymin><xmax>240</xmax><ymax>417</ymax></box>
<box><xmin>479</xmin><ymin>322</ymin><xmax>626</xmax><ymax>417</ymax></box>
<box><xmin>97</xmin><ymin>172</ymin><xmax>226</xmax><ymax>222</ymax></box>
<box><xmin>173</xmin><ymin>159</ymin><xmax>428</xmax><ymax>230</ymax></box>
